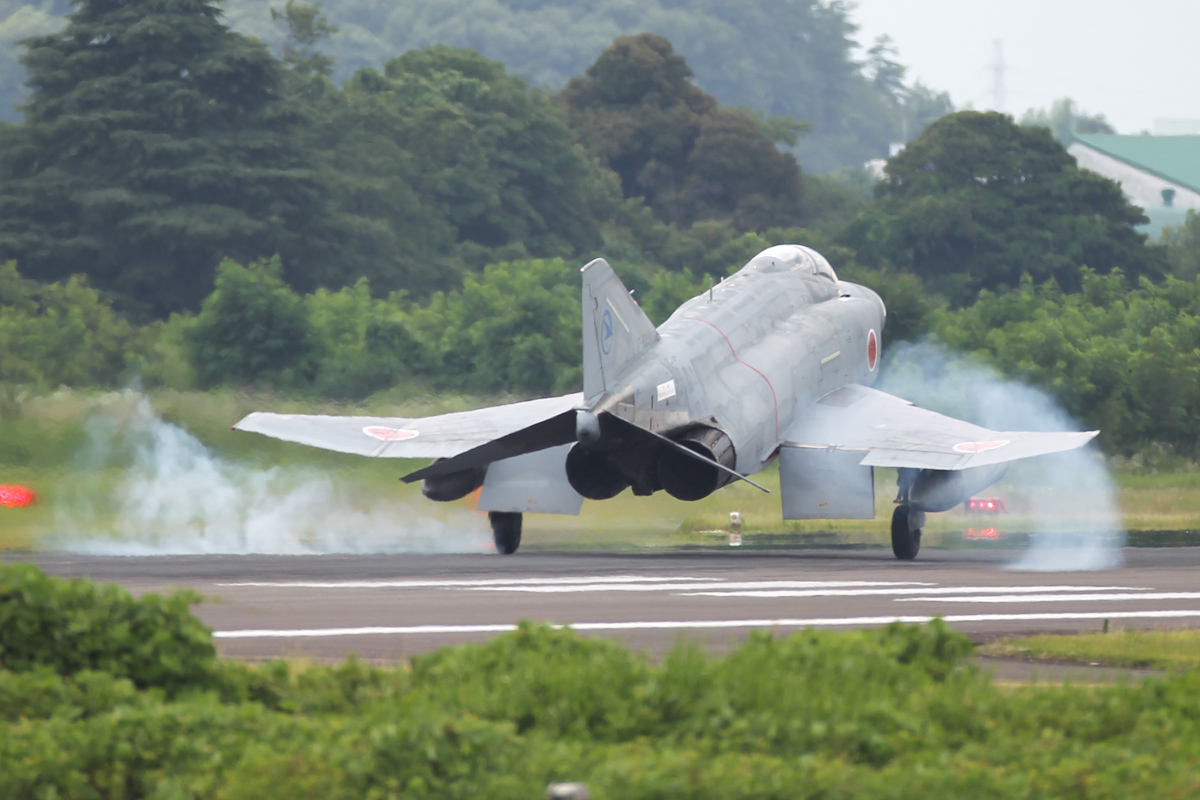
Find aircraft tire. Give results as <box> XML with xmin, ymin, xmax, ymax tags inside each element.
<box><xmin>891</xmin><ymin>504</ymin><xmax>921</xmax><ymax>560</ymax></box>
<box><xmin>490</xmin><ymin>511</ymin><xmax>522</xmax><ymax>555</ymax></box>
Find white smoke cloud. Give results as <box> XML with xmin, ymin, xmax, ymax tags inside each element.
<box><xmin>879</xmin><ymin>340</ymin><xmax>1125</xmax><ymax>571</ymax></box>
<box><xmin>49</xmin><ymin>395</ymin><xmax>490</xmax><ymax>555</ymax></box>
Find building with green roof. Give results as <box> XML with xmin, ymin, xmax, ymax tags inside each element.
<box><xmin>1067</xmin><ymin>133</ymin><xmax>1200</xmax><ymax>238</ymax></box>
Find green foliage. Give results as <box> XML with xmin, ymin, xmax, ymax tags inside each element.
<box><xmin>1161</xmin><ymin>209</ymin><xmax>1200</xmax><ymax>281</ymax></box>
<box><xmin>1021</xmin><ymin>96</ymin><xmax>1116</xmax><ymax>142</ymax></box>
<box><xmin>363</xmin><ymin>46</ymin><xmax>608</xmax><ymax>260</ymax></box>
<box><xmin>8</xmin><ymin>572</ymin><xmax>1200</xmax><ymax>799</ymax></box>
<box><xmin>844</xmin><ymin>111</ymin><xmax>1163</xmax><ymax>304</ymax></box>
<box><xmin>272</xmin><ymin>0</ymin><xmax>339</xmax><ymax>77</ymax></box>
<box><xmin>187</xmin><ymin>257</ymin><xmax>315</xmax><ymax>389</ymax></box>
<box><xmin>0</xmin><ymin>563</ymin><xmax>222</xmax><ymax>695</ymax></box>
<box><xmin>0</xmin><ymin>260</ymin><xmax>142</xmax><ymax>388</ymax></box>
<box><xmin>933</xmin><ymin>268</ymin><xmax>1200</xmax><ymax>454</ymax></box>
<box><xmin>558</xmin><ymin>34</ymin><xmax>804</xmax><ymax>232</ymax></box>
<box><xmin>408</xmin><ymin>258</ymin><xmax>582</xmax><ymax>396</ymax></box>
<box><xmin>218</xmin><ymin>0</ymin><xmax>947</xmax><ymax>173</ymax></box>
<box><xmin>0</xmin><ymin>0</ymin><xmax>322</xmax><ymax>316</ymax></box>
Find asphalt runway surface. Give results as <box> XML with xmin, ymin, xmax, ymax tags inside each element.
<box><xmin>17</xmin><ymin>547</ymin><xmax>1200</xmax><ymax>678</ymax></box>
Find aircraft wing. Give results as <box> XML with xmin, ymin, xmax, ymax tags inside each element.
<box><xmin>233</xmin><ymin>393</ymin><xmax>584</xmax><ymax>460</ymax></box>
<box><xmin>782</xmin><ymin>384</ymin><xmax>1097</xmax><ymax>470</ymax></box>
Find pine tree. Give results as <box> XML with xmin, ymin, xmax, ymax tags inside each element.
<box><xmin>0</xmin><ymin>0</ymin><xmax>320</xmax><ymax>316</ymax></box>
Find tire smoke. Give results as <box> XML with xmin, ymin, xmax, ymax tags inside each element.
<box><xmin>49</xmin><ymin>396</ymin><xmax>490</xmax><ymax>555</ymax></box>
<box><xmin>879</xmin><ymin>340</ymin><xmax>1125</xmax><ymax>571</ymax></box>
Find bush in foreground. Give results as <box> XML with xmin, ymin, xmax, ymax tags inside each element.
<box><xmin>2</xmin><ymin>563</ymin><xmax>1200</xmax><ymax>798</ymax></box>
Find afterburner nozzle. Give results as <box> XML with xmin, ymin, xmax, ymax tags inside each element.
<box><xmin>575</xmin><ymin>411</ymin><xmax>601</xmax><ymax>447</ymax></box>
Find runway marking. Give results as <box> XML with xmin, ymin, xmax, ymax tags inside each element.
<box><xmin>898</xmin><ymin>592</ymin><xmax>1200</xmax><ymax>604</ymax></box>
<box><xmin>463</xmin><ymin>580</ymin><xmax>939</xmax><ymax>594</ymax></box>
<box><xmin>212</xmin><ymin>610</ymin><xmax>1200</xmax><ymax>639</ymax></box>
<box><xmin>217</xmin><ymin>578</ymin><xmax>935</xmax><ymax>591</ymax></box>
<box><xmin>681</xmin><ymin>585</ymin><xmax>1146</xmax><ymax>599</ymax></box>
<box><xmin>217</xmin><ymin>576</ymin><xmax>718</xmax><ymax>589</ymax></box>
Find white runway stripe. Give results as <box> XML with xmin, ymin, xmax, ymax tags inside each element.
<box><xmin>213</xmin><ymin>609</ymin><xmax>1200</xmax><ymax>639</ymax></box>
<box><xmin>464</xmin><ymin>580</ymin><xmax>939</xmax><ymax>594</ymax></box>
<box><xmin>680</xmin><ymin>585</ymin><xmax>1145</xmax><ymax>599</ymax></box>
<box><xmin>898</xmin><ymin>592</ymin><xmax>1200</xmax><ymax>604</ymax></box>
<box><xmin>217</xmin><ymin>576</ymin><xmax>717</xmax><ymax>589</ymax></box>
<box><xmin>217</xmin><ymin>578</ymin><xmax>935</xmax><ymax>591</ymax></box>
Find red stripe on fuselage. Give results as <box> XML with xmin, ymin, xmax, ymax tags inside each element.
<box><xmin>680</xmin><ymin>316</ymin><xmax>779</xmax><ymax>439</ymax></box>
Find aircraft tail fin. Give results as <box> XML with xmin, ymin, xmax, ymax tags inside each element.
<box><xmin>581</xmin><ymin>258</ymin><xmax>659</xmax><ymax>402</ymax></box>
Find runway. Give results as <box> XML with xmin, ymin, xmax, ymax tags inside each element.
<box><xmin>18</xmin><ymin>547</ymin><xmax>1200</xmax><ymax>664</ymax></box>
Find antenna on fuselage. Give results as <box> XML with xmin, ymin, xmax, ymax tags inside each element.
<box><xmin>708</xmin><ymin>274</ymin><xmax>713</xmax><ymax>303</ymax></box>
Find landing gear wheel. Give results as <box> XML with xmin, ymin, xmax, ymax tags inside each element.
<box><xmin>489</xmin><ymin>511</ymin><xmax>522</xmax><ymax>555</ymax></box>
<box><xmin>891</xmin><ymin>504</ymin><xmax>922</xmax><ymax>561</ymax></box>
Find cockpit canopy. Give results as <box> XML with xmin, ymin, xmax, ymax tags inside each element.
<box><xmin>747</xmin><ymin>245</ymin><xmax>837</xmax><ymax>281</ymax></box>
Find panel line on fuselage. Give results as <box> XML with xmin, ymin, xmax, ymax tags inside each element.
<box><xmin>679</xmin><ymin>315</ymin><xmax>780</xmax><ymax>440</ymax></box>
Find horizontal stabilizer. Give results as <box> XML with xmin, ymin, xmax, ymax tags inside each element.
<box><xmin>784</xmin><ymin>384</ymin><xmax>1097</xmax><ymax>471</ymax></box>
<box><xmin>402</xmin><ymin>410</ymin><xmax>577</xmax><ymax>483</ymax></box>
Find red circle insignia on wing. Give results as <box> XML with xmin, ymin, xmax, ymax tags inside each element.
<box><xmin>952</xmin><ymin>440</ymin><xmax>1009</xmax><ymax>454</ymax></box>
<box><xmin>867</xmin><ymin>329</ymin><xmax>878</xmax><ymax>371</ymax></box>
<box><xmin>363</xmin><ymin>426</ymin><xmax>420</xmax><ymax>441</ymax></box>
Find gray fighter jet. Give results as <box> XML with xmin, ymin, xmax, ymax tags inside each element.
<box><xmin>235</xmin><ymin>245</ymin><xmax>1096</xmax><ymax>560</ymax></box>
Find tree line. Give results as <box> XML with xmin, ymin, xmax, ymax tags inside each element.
<box><xmin>0</xmin><ymin>0</ymin><xmax>1198</xmax><ymax>456</ymax></box>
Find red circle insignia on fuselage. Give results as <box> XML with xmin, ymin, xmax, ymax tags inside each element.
<box><xmin>867</xmin><ymin>329</ymin><xmax>878</xmax><ymax>371</ymax></box>
<box><xmin>364</xmin><ymin>426</ymin><xmax>420</xmax><ymax>441</ymax></box>
<box><xmin>952</xmin><ymin>440</ymin><xmax>1009</xmax><ymax>454</ymax></box>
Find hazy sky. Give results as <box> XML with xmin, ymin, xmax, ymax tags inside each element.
<box><xmin>851</xmin><ymin>0</ymin><xmax>1200</xmax><ymax>134</ymax></box>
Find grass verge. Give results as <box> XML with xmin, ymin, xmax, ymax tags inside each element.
<box><xmin>979</xmin><ymin>628</ymin><xmax>1200</xmax><ymax>671</ymax></box>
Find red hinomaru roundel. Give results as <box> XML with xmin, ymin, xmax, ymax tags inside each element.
<box><xmin>867</xmin><ymin>329</ymin><xmax>878</xmax><ymax>371</ymax></box>
<box><xmin>363</xmin><ymin>426</ymin><xmax>420</xmax><ymax>441</ymax></box>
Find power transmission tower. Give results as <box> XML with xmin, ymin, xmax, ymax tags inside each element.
<box><xmin>990</xmin><ymin>40</ymin><xmax>1006</xmax><ymax>113</ymax></box>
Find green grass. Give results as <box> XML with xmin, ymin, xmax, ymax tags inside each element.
<box><xmin>979</xmin><ymin>629</ymin><xmax>1200</xmax><ymax>671</ymax></box>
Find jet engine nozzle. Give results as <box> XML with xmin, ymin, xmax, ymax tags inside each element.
<box><xmin>576</xmin><ymin>411</ymin><xmax>602</xmax><ymax>447</ymax></box>
<box><xmin>657</xmin><ymin>426</ymin><xmax>737</xmax><ymax>501</ymax></box>
<box><xmin>565</xmin><ymin>444</ymin><xmax>629</xmax><ymax>500</ymax></box>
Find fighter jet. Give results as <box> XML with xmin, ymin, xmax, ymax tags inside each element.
<box><xmin>235</xmin><ymin>245</ymin><xmax>1096</xmax><ymax>560</ymax></box>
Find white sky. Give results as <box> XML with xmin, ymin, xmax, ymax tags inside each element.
<box><xmin>850</xmin><ymin>0</ymin><xmax>1200</xmax><ymax>133</ymax></box>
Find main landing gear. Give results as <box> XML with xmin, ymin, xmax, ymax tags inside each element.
<box><xmin>489</xmin><ymin>511</ymin><xmax>522</xmax><ymax>555</ymax></box>
<box><xmin>891</xmin><ymin>468</ymin><xmax>925</xmax><ymax>561</ymax></box>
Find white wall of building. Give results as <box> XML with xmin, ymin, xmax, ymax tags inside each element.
<box><xmin>1067</xmin><ymin>142</ymin><xmax>1200</xmax><ymax>211</ymax></box>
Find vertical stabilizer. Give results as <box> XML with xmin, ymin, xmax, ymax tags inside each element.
<box><xmin>581</xmin><ymin>258</ymin><xmax>659</xmax><ymax>402</ymax></box>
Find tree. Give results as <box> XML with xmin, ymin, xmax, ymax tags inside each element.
<box><xmin>215</xmin><ymin>0</ymin><xmax>942</xmax><ymax>173</ymax></box>
<box><xmin>1021</xmin><ymin>97</ymin><xmax>1115</xmax><ymax>142</ymax></box>
<box><xmin>0</xmin><ymin>0</ymin><xmax>321</xmax><ymax>316</ymax></box>
<box><xmin>0</xmin><ymin>260</ymin><xmax>140</xmax><ymax>388</ymax></box>
<box><xmin>345</xmin><ymin>46</ymin><xmax>608</xmax><ymax>265</ymax></box>
<box><xmin>187</xmin><ymin>256</ymin><xmax>314</xmax><ymax>388</ymax></box>
<box><xmin>842</xmin><ymin>111</ymin><xmax>1162</xmax><ymax>303</ymax></box>
<box><xmin>271</xmin><ymin>0</ymin><xmax>338</xmax><ymax>77</ymax></box>
<box><xmin>558</xmin><ymin>34</ymin><xmax>804</xmax><ymax>231</ymax></box>
<box><xmin>407</xmin><ymin>259</ymin><xmax>582</xmax><ymax>396</ymax></box>
<box><xmin>1161</xmin><ymin>210</ymin><xmax>1200</xmax><ymax>282</ymax></box>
